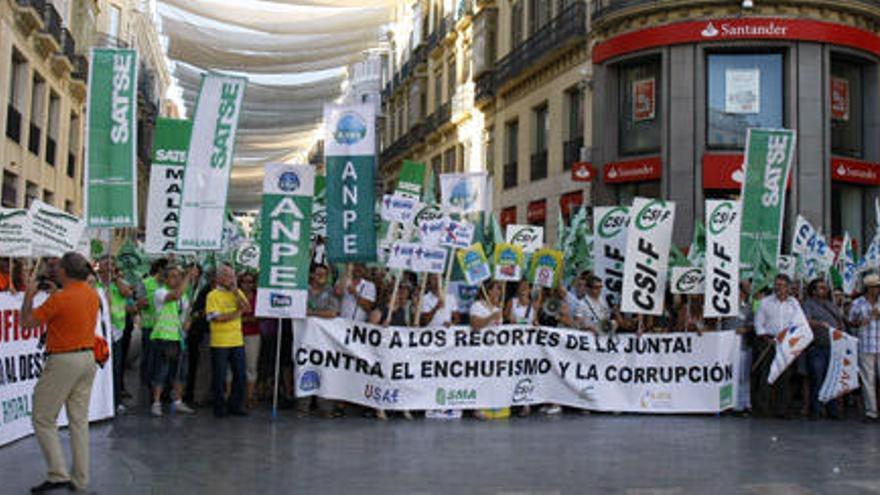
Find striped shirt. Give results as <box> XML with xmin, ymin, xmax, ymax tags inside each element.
<box><xmin>849</xmin><ymin>296</ymin><xmax>880</xmax><ymax>354</ymax></box>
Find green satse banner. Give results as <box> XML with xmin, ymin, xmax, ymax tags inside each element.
<box><xmin>739</xmin><ymin>128</ymin><xmax>797</xmax><ymax>270</ymax></box>
<box><xmin>324</xmin><ymin>104</ymin><xmax>377</xmax><ymax>263</ymax></box>
<box><xmin>85</xmin><ymin>48</ymin><xmax>138</xmax><ymax>228</ymax></box>
<box><xmin>145</xmin><ymin>118</ymin><xmax>191</xmax><ymax>254</ymax></box>
<box><xmin>256</xmin><ymin>164</ymin><xmax>314</xmax><ymax>319</ymax></box>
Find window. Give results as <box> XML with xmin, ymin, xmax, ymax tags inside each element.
<box><xmin>47</xmin><ymin>91</ymin><xmax>60</xmax><ymax>167</ymax></box>
<box><xmin>29</xmin><ymin>73</ymin><xmax>46</xmax><ymax>157</ymax></box>
<box><xmin>510</xmin><ymin>0</ymin><xmax>524</xmax><ymax>47</ymax></box>
<box><xmin>707</xmin><ymin>53</ymin><xmax>783</xmax><ymax>149</ymax></box>
<box><xmin>527</xmin><ymin>199</ymin><xmax>546</xmax><ymax>228</ymax></box>
<box><xmin>25</xmin><ymin>182</ymin><xmax>38</xmax><ymax>208</ymax></box>
<box><xmin>831</xmin><ymin>58</ymin><xmax>864</xmax><ymax>158</ymax></box>
<box><xmin>528</xmin><ymin>0</ymin><xmax>552</xmax><ymax>35</ymax></box>
<box><xmin>68</xmin><ymin>112</ymin><xmax>79</xmax><ymax>178</ymax></box>
<box><xmin>504</xmin><ymin>120</ymin><xmax>518</xmax><ymax>189</ymax></box>
<box><xmin>433</xmin><ymin>69</ymin><xmax>443</xmax><ymax>112</ymax></box>
<box><xmin>1</xmin><ymin>172</ymin><xmax>17</xmax><ymax>208</ymax></box>
<box><xmin>531</xmin><ymin>104</ymin><xmax>548</xmax><ymax>181</ymax></box>
<box><xmin>43</xmin><ymin>189</ymin><xmax>54</xmax><ymax>206</ymax></box>
<box><xmin>619</xmin><ymin>57</ymin><xmax>661</xmax><ymax>156</ymax></box>
<box><xmin>431</xmin><ymin>154</ymin><xmax>442</xmax><ymax>200</ymax></box>
<box><xmin>444</xmin><ymin>147</ymin><xmax>456</xmax><ymax>173</ymax></box>
<box><xmin>6</xmin><ymin>50</ymin><xmax>26</xmax><ymax>143</ymax></box>
<box><xmin>564</xmin><ymin>87</ymin><xmax>584</xmax><ymax>170</ymax></box>
<box><xmin>485</xmin><ymin>126</ymin><xmax>495</xmax><ymax>176</ymax></box>
<box><xmin>64</xmin><ymin>200</ymin><xmax>74</xmax><ymax>214</ymax></box>
<box><xmin>832</xmin><ymin>184</ymin><xmax>864</xmax><ymax>249</ymax></box>
<box><xmin>446</xmin><ymin>57</ymin><xmax>456</xmax><ymax>104</ymax></box>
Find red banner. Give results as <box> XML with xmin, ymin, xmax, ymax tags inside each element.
<box><xmin>500</xmin><ymin>206</ymin><xmax>517</xmax><ymax>227</ymax></box>
<box><xmin>831</xmin><ymin>157</ymin><xmax>880</xmax><ymax>186</ymax></box>
<box><xmin>527</xmin><ymin>200</ymin><xmax>547</xmax><ymax>225</ymax></box>
<box><xmin>559</xmin><ymin>191</ymin><xmax>584</xmax><ymax>218</ymax></box>
<box><xmin>702</xmin><ymin>153</ymin><xmax>745</xmax><ymax>190</ymax></box>
<box><xmin>603</xmin><ymin>156</ymin><xmax>662</xmax><ymax>183</ymax></box>
<box><xmin>571</xmin><ymin>162</ymin><xmax>595</xmax><ymax>182</ymax></box>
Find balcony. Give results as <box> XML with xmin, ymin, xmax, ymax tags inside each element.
<box><xmin>451</xmin><ymin>82</ymin><xmax>475</xmax><ymax>124</ymax></box>
<box><xmin>503</xmin><ymin>162</ymin><xmax>517</xmax><ymax>189</ymax></box>
<box><xmin>95</xmin><ymin>33</ymin><xmax>130</xmax><ymax>49</ymax></box>
<box><xmin>51</xmin><ymin>28</ymin><xmax>76</xmax><ymax>74</ymax></box>
<box><xmin>70</xmin><ymin>55</ymin><xmax>88</xmax><ymax>100</ymax></box>
<box><xmin>495</xmin><ymin>1</ymin><xmax>587</xmax><ymax>90</ymax></box>
<box><xmin>33</xmin><ymin>2</ymin><xmax>62</xmax><ymax>54</ymax></box>
<box><xmin>381</xmin><ymin>82</ymin><xmax>391</xmax><ymax>101</ymax></box>
<box><xmin>412</xmin><ymin>44</ymin><xmax>428</xmax><ymax>69</ymax></box>
<box><xmin>530</xmin><ymin>150</ymin><xmax>548</xmax><ymax>181</ymax></box>
<box><xmin>564</xmin><ymin>136</ymin><xmax>584</xmax><ymax>171</ymax></box>
<box><xmin>428</xmin><ymin>16</ymin><xmax>450</xmax><ymax>54</ymax></box>
<box><xmin>28</xmin><ymin>123</ymin><xmax>41</xmax><ymax>156</ymax></box>
<box><xmin>12</xmin><ymin>0</ymin><xmax>45</xmax><ymax>35</ymax></box>
<box><xmin>475</xmin><ymin>72</ymin><xmax>495</xmax><ymax>104</ymax></box>
<box><xmin>6</xmin><ymin>105</ymin><xmax>22</xmax><ymax>143</ymax></box>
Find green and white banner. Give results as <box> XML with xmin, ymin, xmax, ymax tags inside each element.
<box><xmin>178</xmin><ymin>73</ymin><xmax>247</xmax><ymax>251</ymax></box>
<box><xmin>739</xmin><ymin>128</ymin><xmax>796</xmax><ymax>270</ymax></box>
<box><xmin>0</xmin><ymin>208</ymin><xmax>31</xmax><ymax>257</ymax></box>
<box><xmin>324</xmin><ymin>103</ymin><xmax>377</xmax><ymax>263</ymax></box>
<box><xmin>593</xmin><ymin>206</ymin><xmax>629</xmax><ymax>308</ymax></box>
<box><xmin>29</xmin><ymin>200</ymin><xmax>86</xmax><ymax>258</ymax></box>
<box><xmin>621</xmin><ymin>198</ymin><xmax>676</xmax><ymax>316</ymax></box>
<box><xmin>396</xmin><ymin>161</ymin><xmax>426</xmax><ymax>199</ymax></box>
<box><xmin>145</xmin><ymin>118</ymin><xmax>191</xmax><ymax>255</ymax></box>
<box><xmin>84</xmin><ymin>48</ymin><xmax>138</xmax><ymax>228</ymax></box>
<box><xmin>256</xmin><ymin>164</ymin><xmax>313</xmax><ymax>319</ymax></box>
<box><xmin>704</xmin><ymin>200</ymin><xmax>741</xmax><ymax>318</ymax></box>
<box><xmin>670</xmin><ymin>267</ymin><xmax>704</xmax><ymax>295</ymax></box>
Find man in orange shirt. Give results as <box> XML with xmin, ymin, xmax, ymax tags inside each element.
<box><xmin>20</xmin><ymin>252</ymin><xmax>99</xmax><ymax>493</ymax></box>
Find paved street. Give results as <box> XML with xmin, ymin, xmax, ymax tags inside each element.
<box><xmin>2</xmin><ymin>412</ymin><xmax>880</xmax><ymax>494</ymax></box>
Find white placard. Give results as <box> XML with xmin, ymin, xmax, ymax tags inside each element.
<box><xmin>725</xmin><ymin>68</ymin><xmax>760</xmax><ymax>114</ymax></box>
<box><xmin>29</xmin><ymin>200</ymin><xmax>86</xmax><ymax>258</ymax></box>
<box><xmin>593</xmin><ymin>206</ymin><xmax>629</xmax><ymax>308</ymax></box>
<box><xmin>440</xmin><ymin>219</ymin><xmax>475</xmax><ymax>249</ymax></box>
<box><xmin>621</xmin><ymin>198</ymin><xmax>675</xmax><ymax>315</ymax></box>
<box><xmin>0</xmin><ymin>208</ymin><xmax>31</xmax><ymax>257</ymax></box>
<box><xmin>505</xmin><ymin>224</ymin><xmax>544</xmax><ymax>253</ymax></box>
<box><xmin>411</xmin><ymin>246</ymin><xmax>448</xmax><ymax>274</ymax></box>
<box><xmin>704</xmin><ymin>200</ymin><xmax>741</xmax><ymax>318</ymax></box>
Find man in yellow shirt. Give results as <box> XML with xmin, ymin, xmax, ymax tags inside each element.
<box><xmin>206</xmin><ymin>264</ymin><xmax>251</xmax><ymax>417</ymax></box>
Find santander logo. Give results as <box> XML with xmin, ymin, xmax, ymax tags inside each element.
<box><xmin>700</xmin><ymin>21</ymin><xmax>788</xmax><ymax>39</ymax></box>
<box><xmin>701</xmin><ymin>23</ymin><xmax>719</xmax><ymax>37</ymax></box>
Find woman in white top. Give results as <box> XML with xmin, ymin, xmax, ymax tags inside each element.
<box><xmin>470</xmin><ymin>281</ymin><xmax>504</xmax><ymax>331</ymax></box>
<box><xmin>505</xmin><ymin>280</ymin><xmax>537</xmax><ymax>325</ymax></box>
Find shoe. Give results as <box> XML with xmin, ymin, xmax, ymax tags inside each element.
<box><xmin>403</xmin><ymin>411</ymin><xmax>414</xmax><ymax>421</ymax></box>
<box><xmin>151</xmin><ymin>402</ymin><xmax>163</xmax><ymax>417</ymax></box>
<box><xmin>174</xmin><ymin>401</ymin><xmax>195</xmax><ymax>415</ymax></box>
<box><xmin>541</xmin><ymin>404</ymin><xmax>562</xmax><ymax>415</ymax></box>
<box><xmin>375</xmin><ymin>409</ymin><xmax>388</xmax><ymax>421</ymax></box>
<box><xmin>30</xmin><ymin>480</ymin><xmax>73</xmax><ymax>493</ymax></box>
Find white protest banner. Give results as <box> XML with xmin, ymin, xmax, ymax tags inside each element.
<box><xmin>441</xmin><ymin>219</ymin><xmax>475</xmax><ymax>249</ymax></box>
<box><xmin>704</xmin><ymin>200</ymin><xmax>741</xmax><ymax>318</ymax></box>
<box><xmin>777</xmin><ymin>255</ymin><xmax>795</xmax><ymax>279</ymax></box>
<box><xmin>418</xmin><ymin>218</ymin><xmax>446</xmax><ymax>246</ymax></box>
<box><xmin>381</xmin><ymin>194</ymin><xmax>421</xmax><ymax>225</ymax></box>
<box><xmin>621</xmin><ymin>198</ymin><xmax>676</xmax><ymax>315</ymax></box>
<box><xmin>593</xmin><ymin>206</ymin><xmax>629</xmax><ymax>308</ymax></box>
<box><xmin>0</xmin><ymin>292</ymin><xmax>114</xmax><ymax>447</ymax></box>
<box><xmin>440</xmin><ymin>172</ymin><xmax>488</xmax><ymax>214</ymax></box>
<box><xmin>294</xmin><ymin>318</ymin><xmax>740</xmax><ymax>413</ymax></box>
<box><xmin>234</xmin><ymin>241</ymin><xmax>260</xmax><ymax>270</ymax></box>
<box><xmin>768</xmin><ymin>308</ymin><xmax>813</xmax><ymax>384</ymax></box>
<box><xmin>792</xmin><ymin>215</ymin><xmax>815</xmax><ymax>255</ymax></box>
<box><xmin>670</xmin><ymin>267</ymin><xmax>704</xmax><ymax>295</ymax></box>
<box><xmin>29</xmin><ymin>200</ymin><xmax>86</xmax><ymax>258</ymax></box>
<box><xmin>0</xmin><ymin>208</ymin><xmax>31</xmax><ymax>257</ymax></box>
<box><xmin>505</xmin><ymin>224</ymin><xmax>544</xmax><ymax>253</ymax></box>
<box><xmin>819</xmin><ymin>329</ymin><xmax>859</xmax><ymax>403</ymax></box>
<box><xmin>145</xmin><ymin>118</ymin><xmax>190</xmax><ymax>255</ymax></box>
<box><xmin>256</xmin><ymin>164</ymin><xmax>313</xmax><ymax>319</ymax></box>
<box><xmin>388</xmin><ymin>242</ymin><xmax>418</xmax><ymax>270</ymax></box>
<box><xmin>412</xmin><ymin>246</ymin><xmax>448</xmax><ymax>274</ymax></box>
<box><xmin>178</xmin><ymin>73</ymin><xmax>247</xmax><ymax>251</ymax></box>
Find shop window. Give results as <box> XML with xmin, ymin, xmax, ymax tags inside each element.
<box><xmin>706</xmin><ymin>53</ymin><xmax>783</xmax><ymax>149</ymax></box>
<box><xmin>564</xmin><ymin>86</ymin><xmax>584</xmax><ymax>170</ymax></box>
<box><xmin>527</xmin><ymin>199</ymin><xmax>546</xmax><ymax>228</ymax></box>
<box><xmin>830</xmin><ymin>58</ymin><xmax>864</xmax><ymax>158</ymax></box>
<box><xmin>832</xmin><ymin>183</ymin><xmax>864</xmax><ymax>249</ymax></box>
<box><xmin>500</xmin><ymin>206</ymin><xmax>517</xmax><ymax>227</ymax></box>
<box><xmin>615</xmin><ymin>181</ymin><xmax>661</xmax><ymax>206</ymax></box>
<box><xmin>619</xmin><ymin>57</ymin><xmax>661</xmax><ymax>156</ymax></box>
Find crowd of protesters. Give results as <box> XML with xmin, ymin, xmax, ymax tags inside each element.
<box><xmin>2</xmin><ymin>254</ymin><xmax>879</xmax><ymax>425</ymax></box>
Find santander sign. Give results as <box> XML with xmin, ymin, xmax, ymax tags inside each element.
<box><xmin>700</xmin><ymin>21</ymin><xmax>788</xmax><ymax>38</ymax></box>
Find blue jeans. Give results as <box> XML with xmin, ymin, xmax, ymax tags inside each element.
<box><xmin>211</xmin><ymin>346</ymin><xmax>246</xmax><ymax>415</ymax></box>
<box><xmin>112</xmin><ymin>339</ymin><xmax>124</xmax><ymax>408</ymax></box>
<box><xmin>807</xmin><ymin>345</ymin><xmax>840</xmax><ymax>418</ymax></box>
<box><xmin>149</xmin><ymin>340</ymin><xmax>187</xmax><ymax>389</ymax></box>
<box><xmin>139</xmin><ymin>327</ymin><xmax>153</xmax><ymax>390</ymax></box>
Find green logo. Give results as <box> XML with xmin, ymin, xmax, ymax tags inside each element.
<box><xmin>675</xmin><ymin>268</ymin><xmax>703</xmax><ymax>293</ymax></box>
<box><xmin>635</xmin><ymin>200</ymin><xmax>669</xmax><ymax>231</ymax></box>
<box><xmin>435</xmin><ymin>387</ymin><xmax>477</xmax><ymax>406</ymax></box>
<box><xmin>709</xmin><ymin>202</ymin><xmax>736</xmax><ymax>236</ymax></box>
<box><xmin>719</xmin><ymin>384</ymin><xmax>733</xmax><ymax>409</ymax></box>
<box><xmin>598</xmin><ymin>207</ymin><xmax>628</xmax><ymax>239</ymax></box>
<box><xmin>435</xmin><ymin>388</ymin><xmax>446</xmax><ymax>406</ymax></box>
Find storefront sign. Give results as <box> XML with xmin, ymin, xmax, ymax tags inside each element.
<box><xmin>633</xmin><ymin>78</ymin><xmax>656</xmax><ymax>121</ymax></box>
<box><xmin>702</xmin><ymin>154</ymin><xmax>744</xmax><ymax>190</ymax></box>
<box><xmin>571</xmin><ymin>162</ymin><xmax>595</xmax><ymax>182</ymax></box>
<box><xmin>831</xmin><ymin>77</ymin><xmax>850</xmax><ymax>121</ymax></box>
<box><xmin>604</xmin><ymin>157</ymin><xmax>662</xmax><ymax>183</ymax></box>
<box><xmin>559</xmin><ymin>191</ymin><xmax>584</xmax><ymax>218</ymax></box>
<box><xmin>725</xmin><ymin>68</ymin><xmax>760</xmax><ymax>114</ymax></box>
<box><xmin>500</xmin><ymin>206</ymin><xmax>517</xmax><ymax>227</ymax></box>
<box><xmin>527</xmin><ymin>199</ymin><xmax>547</xmax><ymax>225</ymax></box>
<box><xmin>831</xmin><ymin>157</ymin><xmax>880</xmax><ymax>186</ymax></box>
<box><xmin>593</xmin><ymin>18</ymin><xmax>880</xmax><ymax>64</ymax></box>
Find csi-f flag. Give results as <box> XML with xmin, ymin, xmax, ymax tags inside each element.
<box><xmin>256</xmin><ymin>164</ymin><xmax>314</xmax><ymax>319</ymax></box>
<box><xmin>145</xmin><ymin>118</ymin><xmax>191</xmax><ymax>255</ymax></box>
<box><xmin>593</xmin><ymin>206</ymin><xmax>629</xmax><ymax>308</ymax></box>
<box><xmin>178</xmin><ymin>73</ymin><xmax>247</xmax><ymax>251</ymax></box>
<box><xmin>620</xmin><ymin>198</ymin><xmax>676</xmax><ymax>316</ymax></box>
<box><xmin>85</xmin><ymin>48</ymin><xmax>138</xmax><ymax>228</ymax></box>
<box><xmin>324</xmin><ymin>103</ymin><xmax>377</xmax><ymax>263</ymax></box>
<box><xmin>704</xmin><ymin>200</ymin><xmax>741</xmax><ymax>318</ymax></box>
<box><xmin>739</xmin><ymin>128</ymin><xmax>796</xmax><ymax>270</ymax></box>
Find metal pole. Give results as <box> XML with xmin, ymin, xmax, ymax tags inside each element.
<box><xmin>272</xmin><ymin>317</ymin><xmax>283</xmax><ymax>421</ymax></box>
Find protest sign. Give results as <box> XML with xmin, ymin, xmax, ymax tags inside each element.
<box><xmin>457</xmin><ymin>244</ymin><xmax>491</xmax><ymax>286</ymax></box>
<box><xmin>388</xmin><ymin>242</ymin><xmax>418</xmax><ymax>270</ymax></box>
<box><xmin>777</xmin><ymin>255</ymin><xmax>795</xmax><ymax>279</ymax></box>
<box><xmin>84</xmin><ymin>48</ymin><xmax>138</xmax><ymax>228</ymax></box>
<box><xmin>440</xmin><ymin>172</ymin><xmax>488</xmax><ymax>214</ymax></box>
<box><xmin>593</xmin><ymin>206</ymin><xmax>629</xmax><ymax>308</ymax></box>
<box><xmin>325</xmin><ymin>103</ymin><xmax>377</xmax><ymax>263</ymax></box>
<box><xmin>256</xmin><ymin>164</ymin><xmax>313</xmax><ymax>319</ymax></box>
<box><xmin>311</xmin><ymin>175</ymin><xmax>327</xmax><ymax>240</ymax></box>
<box><xmin>418</xmin><ymin>216</ymin><xmax>446</xmax><ymax>247</ymax></box>
<box><xmin>621</xmin><ymin>198</ymin><xmax>676</xmax><ymax>315</ymax></box>
<box><xmin>294</xmin><ymin>318</ymin><xmax>740</xmax><ymax>413</ymax></box>
<box><xmin>670</xmin><ymin>267</ymin><xmax>704</xmax><ymax>295</ymax></box>
<box><xmin>0</xmin><ymin>208</ymin><xmax>31</xmax><ymax>257</ymax></box>
<box><xmin>739</xmin><ymin>128</ymin><xmax>796</xmax><ymax>270</ymax></box>
<box><xmin>768</xmin><ymin>309</ymin><xmax>813</xmax><ymax>384</ymax></box>
<box><xmin>494</xmin><ymin>243</ymin><xmax>524</xmax><ymax>281</ymax></box>
<box><xmin>505</xmin><ymin>225</ymin><xmax>544</xmax><ymax>253</ymax></box>
<box><xmin>819</xmin><ymin>329</ymin><xmax>859</xmax><ymax>403</ymax></box>
<box><xmin>234</xmin><ymin>242</ymin><xmax>260</xmax><ymax>270</ymax></box>
<box><xmin>145</xmin><ymin>118</ymin><xmax>191</xmax><ymax>254</ymax></box>
<box><xmin>29</xmin><ymin>200</ymin><xmax>86</xmax><ymax>258</ymax></box>
<box><xmin>792</xmin><ymin>215</ymin><xmax>815</xmax><ymax>255</ymax></box>
<box><xmin>0</xmin><ymin>292</ymin><xmax>114</xmax><ymax>447</ymax></box>
<box><xmin>412</xmin><ymin>246</ymin><xmax>448</xmax><ymax>274</ymax></box>
<box><xmin>178</xmin><ymin>73</ymin><xmax>247</xmax><ymax>250</ymax></box>
<box><xmin>396</xmin><ymin>161</ymin><xmax>426</xmax><ymax>199</ymax></box>
<box><xmin>441</xmin><ymin>219</ymin><xmax>475</xmax><ymax>249</ymax></box>
<box><xmin>704</xmin><ymin>200</ymin><xmax>741</xmax><ymax>318</ymax></box>
<box><xmin>529</xmin><ymin>248</ymin><xmax>564</xmax><ymax>289</ymax></box>
<box><xmin>381</xmin><ymin>194</ymin><xmax>421</xmax><ymax>225</ymax></box>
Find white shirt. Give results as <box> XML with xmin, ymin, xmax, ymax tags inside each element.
<box><xmin>509</xmin><ymin>298</ymin><xmax>533</xmax><ymax>324</ymax></box>
<box><xmin>754</xmin><ymin>294</ymin><xmax>805</xmax><ymax>337</ymax></box>
<box><xmin>340</xmin><ymin>279</ymin><xmax>376</xmax><ymax>322</ymax></box>
<box><xmin>420</xmin><ymin>291</ymin><xmax>453</xmax><ymax>327</ymax></box>
<box><xmin>470</xmin><ymin>301</ymin><xmax>501</xmax><ymax>326</ymax></box>
<box><xmin>567</xmin><ymin>292</ymin><xmax>610</xmax><ymax>325</ymax></box>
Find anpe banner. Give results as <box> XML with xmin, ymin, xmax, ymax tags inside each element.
<box><xmin>256</xmin><ymin>164</ymin><xmax>313</xmax><ymax>319</ymax></box>
<box><xmin>178</xmin><ymin>73</ymin><xmax>247</xmax><ymax>251</ymax></box>
<box><xmin>739</xmin><ymin>128</ymin><xmax>796</xmax><ymax>269</ymax></box>
<box><xmin>704</xmin><ymin>200</ymin><xmax>741</xmax><ymax>318</ymax></box>
<box><xmin>0</xmin><ymin>208</ymin><xmax>31</xmax><ymax>257</ymax></box>
<box><xmin>145</xmin><ymin>118</ymin><xmax>191</xmax><ymax>255</ymax></box>
<box><xmin>0</xmin><ymin>292</ymin><xmax>114</xmax><ymax>447</ymax></box>
<box><xmin>294</xmin><ymin>318</ymin><xmax>740</xmax><ymax>413</ymax></box>
<box><xmin>593</xmin><ymin>206</ymin><xmax>629</xmax><ymax>308</ymax></box>
<box><xmin>85</xmin><ymin>48</ymin><xmax>138</xmax><ymax>228</ymax></box>
<box><xmin>29</xmin><ymin>200</ymin><xmax>86</xmax><ymax>258</ymax></box>
<box><xmin>621</xmin><ymin>198</ymin><xmax>675</xmax><ymax>315</ymax></box>
<box><xmin>325</xmin><ymin>103</ymin><xmax>377</xmax><ymax>263</ymax></box>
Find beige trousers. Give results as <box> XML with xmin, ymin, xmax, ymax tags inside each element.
<box><xmin>32</xmin><ymin>350</ymin><xmax>96</xmax><ymax>490</ymax></box>
<box><xmin>860</xmin><ymin>352</ymin><xmax>880</xmax><ymax>419</ymax></box>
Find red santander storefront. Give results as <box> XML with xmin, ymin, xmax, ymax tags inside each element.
<box><xmin>590</xmin><ymin>11</ymin><xmax>880</xmax><ymax>248</ymax></box>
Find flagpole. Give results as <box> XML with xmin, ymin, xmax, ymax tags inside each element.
<box><xmin>414</xmin><ymin>272</ymin><xmax>428</xmax><ymax>326</ymax></box>
<box><xmin>272</xmin><ymin>317</ymin><xmax>283</xmax><ymax>420</ymax></box>
<box><xmin>384</xmin><ymin>271</ymin><xmax>402</xmax><ymax>326</ymax></box>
